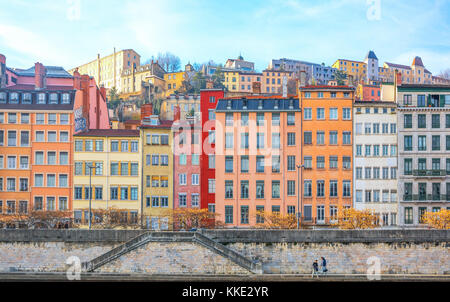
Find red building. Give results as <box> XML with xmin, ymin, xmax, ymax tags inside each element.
<box><xmin>200</xmin><ymin>89</ymin><xmax>224</xmax><ymax>212</ymax></box>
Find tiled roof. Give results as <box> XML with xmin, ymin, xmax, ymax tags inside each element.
<box><xmin>74</xmin><ymin>129</ymin><xmax>140</xmax><ymax>137</ymax></box>
<box><xmin>3</xmin><ymin>84</ymin><xmax>74</xmax><ymax>91</ymax></box>
<box><xmin>384</xmin><ymin>62</ymin><xmax>411</xmax><ymax>70</ymax></box>
<box><xmin>216</xmin><ymin>97</ymin><xmax>300</xmax><ymax>112</ymax></box>
<box><xmin>412</xmin><ymin>56</ymin><xmax>424</xmax><ymax>67</ymax></box>
<box><xmin>17</xmin><ymin>66</ymin><xmax>73</xmax><ymax>78</ymax></box>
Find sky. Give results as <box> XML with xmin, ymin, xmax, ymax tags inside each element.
<box><xmin>0</xmin><ymin>0</ymin><xmax>449</xmax><ymax>74</ymax></box>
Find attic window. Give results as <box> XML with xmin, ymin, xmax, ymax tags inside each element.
<box><xmin>62</xmin><ymin>93</ymin><xmax>70</xmax><ymax>104</ymax></box>
<box><xmin>0</xmin><ymin>92</ymin><xmax>7</xmax><ymax>103</ymax></box>
<box><xmin>9</xmin><ymin>92</ymin><xmax>19</xmax><ymax>103</ymax></box>
<box><xmin>37</xmin><ymin>93</ymin><xmax>46</xmax><ymax>104</ymax></box>
<box><xmin>22</xmin><ymin>93</ymin><xmax>32</xmax><ymax>104</ymax></box>
<box><xmin>49</xmin><ymin>93</ymin><xmax>58</xmax><ymax>104</ymax></box>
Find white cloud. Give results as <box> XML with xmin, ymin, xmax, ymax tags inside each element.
<box><xmin>0</xmin><ymin>23</ymin><xmax>68</xmax><ymax>67</ymax></box>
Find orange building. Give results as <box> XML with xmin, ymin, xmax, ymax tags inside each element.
<box><xmin>215</xmin><ymin>96</ymin><xmax>302</xmax><ymax>226</ymax></box>
<box><xmin>299</xmin><ymin>86</ymin><xmax>354</xmax><ymax>225</ymax></box>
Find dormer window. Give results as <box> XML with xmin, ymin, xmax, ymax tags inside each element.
<box><xmin>37</xmin><ymin>93</ymin><xmax>46</xmax><ymax>104</ymax></box>
<box><xmin>0</xmin><ymin>92</ymin><xmax>6</xmax><ymax>103</ymax></box>
<box><xmin>22</xmin><ymin>93</ymin><xmax>32</xmax><ymax>104</ymax></box>
<box><xmin>62</xmin><ymin>93</ymin><xmax>70</xmax><ymax>104</ymax></box>
<box><xmin>49</xmin><ymin>93</ymin><xmax>58</xmax><ymax>104</ymax></box>
<box><xmin>9</xmin><ymin>92</ymin><xmax>19</xmax><ymax>104</ymax></box>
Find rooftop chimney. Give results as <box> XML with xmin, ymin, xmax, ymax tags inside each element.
<box><xmin>34</xmin><ymin>62</ymin><xmax>46</xmax><ymax>90</ymax></box>
<box><xmin>252</xmin><ymin>82</ymin><xmax>261</xmax><ymax>94</ymax></box>
<box><xmin>140</xmin><ymin>103</ymin><xmax>153</xmax><ymax>121</ymax></box>
<box><xmin>174</xmin><ymin>104</ymin><xmax>181</xmax><ymax>121</ymax></box>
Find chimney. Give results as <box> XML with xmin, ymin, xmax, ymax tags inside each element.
<box><xmin>206</xmin><ymin>80</ymin><xmax>214</xmax><ymax>89</ymax></box>
<box><xmin>395</xmin><ymin>70</ymin><xmax>402</xmax><ymax>86</ymax></box>
<box><xmin>252</xmin><ymin>82</ymin><xmax>261</xmax><ymax>94</ymax></box>
<box><xmin>140</xmin><ymin>103</ymin><xmax>153</xmax><ymax>121</ymax></box>
<box><xmin>174</xmin><ymin>104</ymin><xmax>181</xmax><ymax>121</ymax></box>
<box><xmin>34</xmin><ymin>62</ymin><xmax>46</xmax><ymax>90</ymax></box>
<box><xmin>73</xmin><ymin>68</ymin><xmax>81</xmax><ymax>89</ymax></box>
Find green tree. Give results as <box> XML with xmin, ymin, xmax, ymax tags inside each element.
<box><xmin>212</xmin><ymin>67</ymin><xmax>225</xmax><ymax>89</ymax></box>
<box><xmin>107</xmin><ymin>87</ymin><xmax>122</xmax><ymax>110</ymax></box>
<box><xmin>333</xmin><ymin>69</ymin><xmax>347</xmax><ymax>85</ymax></box>
<box><xmin>192</xmin><ymin>71</ymin><xmax>206</xmax><ymax>93</ymax></box>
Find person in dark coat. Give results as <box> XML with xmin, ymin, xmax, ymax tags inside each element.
<box><xmin>312</xmin><ymin>260</ymin><xmax>319</xmax><ymax>278</ymax></box>
<box><xmin>321</xmin><ymin>257</ymin><xmax>328</xmax><ymax>274</ymax></box>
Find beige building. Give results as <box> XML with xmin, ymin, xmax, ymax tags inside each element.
<box><xmin>121</xmin><ymin>61</ymin><xmax>166</xmax><ymax>96</ymax></box>
<box><xmin>382</xmin><ymin>57</ymin><xmax>432</xmax><ymax>84</ymax></box>
<box><xmin>159</xmin><ymin>94</ymin><xmax>200</xmax><ymax>121</ymax></box>
<box><xmin>69</xmin><ymin>49</ymin><xmax>141</xmax><ymax>92</ymax></box>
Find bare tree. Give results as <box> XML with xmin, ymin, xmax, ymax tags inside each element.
<box><xmin>438</xmin><ymin>68</ymin><xmax>450</xmax><ymax>79</ymax></box>
<box><xmin>157</xmin><ymin>52</ymin><xmax>181</xmax><ymax>72</ymax></box>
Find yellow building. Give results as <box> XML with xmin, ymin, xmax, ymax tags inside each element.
<box><xmin>121</xmin><ymin>61</ymin><xmax>166</xmax><ymax>95</ymax></box>
<box><xmin>261</xmin><ymin>69</ymin><xmax>293</xmax><ymax>93</ymax></box>
<box><xmin>69</xmin><ymin>49</ymin><xmax>141</xmax><ymax>92</ymax></box>
<box><xmin>223</xmin><ymin>69</ymin><xmax>240</xmax><ymax>92</ymax></box>
<box><xmin>164</xmin><ymin>71</ymin><xmax>185</xmax><ymax>95</ymax></box>
<box><xmin>332</xmin><ymin>59</ymin><xmax>366</xmax><ymax>84</ymax></box>
<box><xmin>73</xmin><ymin>129</ymin><xmax>142</xmax><ymax>226</ymax></box>
<box><xmin>141</xmin><ymin>116</ymin><xmax>174</xmax><ymax>230</ymax></box>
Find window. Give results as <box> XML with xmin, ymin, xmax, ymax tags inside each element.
<box><xmin>8</xmin><ymin>113</ymin><xmax>17</xmax><ymax>124</ymax></box>
<box><xmin>304</xmin><ymin>131</ymin><xmax>312</xmax><ymax>145</ymax></box>
<box><xmin>47</xmin><ymin>152</ymin><xmax>56</xmax><ymax>165</ymax></box>
<box><xmin>59</xmin><ymin>174</ymin><xmax>68</xmax><ymax>187</ymax></box>
<box><xmin>404</xmin><ymin>136</ymin><xmax>412</xmax><ymax>151</ymax></box>
<box><xmin>329</xmin><ymin>180</ymin><xmax>338</xmax><ymax>197</ymax></box>
<box><xmin>208</xmin><ymin>179</ymin><xmax>215</xmax><ymax>193</ymax></box>
<box><xmin>365</xmin><ymin>167</ymin><xmax>372</xmax><ymax>179</ymax></box>
<box><xmin>225</xmin><ymin>133</ymin><xmax>233</xmax><ymax>149</ymax></box>
<box><xmin>316</xmin><ymin>108</ymin><xmax>325</xmax><ymax>120</ymax></box>
<box><xmin>418</xmin><ymin>114</ymin><xmax>426</xmax><ymax>128</ymax></box>
<box><xmin>225</xmin><ymin>206</ymin><xmax>233</xmax><ymax>224</ymax></box>
<box><xmin>60</xmin><ymin>114</ymin><xmax>69</xmax><ymax>124</ymax></box>
<box><xmin>47</xmin><ymin>174</ymin><xmax>56</xmax><ymax>187</ymax></box>
<box><xmin>343</xmin><ymin>156</ymin><xmax>351</xmax><ymax>169</ymax></box>
<box><xmin>404</xmin><ymin>158</ymin><xmax>412</xmax><ymax>175</ymax></box>
<box><xmin>303</xmin><ymin>108</ymin><xmax>312</xmax><ymax>120</ymax></box>
<box><xmin>417</xmin><ymin>94</ymin><xmax>426</xmax><ymax>107</ymax></box>
<box><xmin>161</xmin><ymin>155</ymin><xmax>169</xmax><ymax>166</ymax></box>
<box><xmin>287</xmin><ymin>112</ymin><xmax>295</xmax><ymax>126</ymax></box>
<box><xmin>287</xmin><ymin>180</ymin><xmax>295</xmax><ymax>196</ymax></box>
<box><xmin>111</xmin><ymin>140</ymin><xmax>119</xmax><ymax>152</ymax></box>
<box><xmin>272</xmin><ymin>156</ymin><xmax>280</xmax><ymax>173</ymax></box>
<box><xmin>317</xmin><ymin>180</ymin><xmax>325</xmax><ymax>197</ymax></box>
<box><xmin>225</xmin><ymin>113</ymin><xmax>233</xmax><ymax>126</ymax></box>
<box><xmin>84</xmin><ymin>140</ymin><xmax>93</xmax><ymax>151</ymax></box>
<box><xmin>356</xmin><ymin>145</ymin><xmax>362</xmax><ymax>156</ymax></box>
<box><xmin>257</xmin><ymin>133</ymin><xmax>264</xmax><ymax>149</ymax></box>
<box><xmin>272</xmin><ymin>113</ymin><xmax>280</xmax><ymax>126</ymax></box>
<box><xmin>241</xmin><ymin>112</ymin><xmax>248</xmax><ymax>126</ymax></box>
<box><xmin>7</xmin><ymin>156</ymin><xmax>16</xmax><ymax>169</ymax></box>
<box><xmin>59</xmin><ymin>131</ymin><xmax>68</xmax><ymax>143</ymax></box>
<box><xmin>208</xmin><ymin>109</ymin><xmax>215</xmax><ymax>120</ymax></box>
<box><xmin>20</xmin><ymin>156</ymin><xmax>28</xmax><ymax>169</ymax></box>
<box><xmin>191</xmin><ymin>194</ymin><xmax>199</xmax><ymax>207</ymax></box>
<box><xmin>110</xmin><ymin>162</ymin><xmax>119</xmax><ymax>176</ymax></box>
<box><xmin>329</xmin><ymin>108</ymin><xmax>338</xmax><ymax>120</ymax></box>
<box><xmin>271</xmin><ymin>181</ymin><xmax>280</xmax><ymax>198</ymax></box>
<box><xmin>365</xmin><ymin>123</ymin><xmax>371</xmax><ymax>134</ymax></box>
<box><xmin>7</xmin><ymin>131</ymin><xmax>16</xmax><ymax>146</ymax></box>
<box><xmin>241</xmin><ymin>156</ymin><xmax>249</xmax><ymax>173</ymax></box>
<box><xmin>240</xmin><ymin>180</ymin><xmax>249</xmax><ymax>198</ymax></box>
<box><xmin>48</xmin><ymin>113</ymin><xmax>57</xmax><ymax>125</ymax></box>
<box><xmin>7</xmin><ymin>178</ymin><xmax>15</xmax><ymax>191</ymax></box>
<box><xmin>342</xmin><ymin>132</ymin><xmax>351</xmax><ymax>145</ymax></box>
<box><xmin>404</xmin><ymin>207</ymin><xmax>413</xmax><ymax>224</ymax></box>
<box><xmin>75</xmin><ymin>140</ymin><xmax>83</xmax><ymax>151</ymax></box>
<box><xmin>120</xmin><ymin>187</ymin><xmax>128</xmax><ymax>200</ymax></box>
<box><xmin>432</xmin><ymin>135</ymin><xmax>440</xmax><ymax>150</ymax></box>
<box><xmin>390</xmin><ymin>123</ymin><xmax>396</xmax><ymax>134</ymax></box>
<box><xmin>48</xmin><ymin>131</ymin><xmax>57</xmax><ymax>142</ymax></box>
<box><xmin>36</xmin><ymin>113</ymin><xmax>45</xmax><ymax>124</ymax></box>
<box><xmin>329</xmin><ymin>156</ymin><xmax>338</xmax><ymax>169</ymax></box>
<box><xmin>343</xmin><ymin>108</ymin><xmax>351</xmax><ymax>120</ymax></box>
<box><xmin>404</xmin><ymin>114</ymin><xmax>412</xmax><ymax>128</ymax></box>
<box><xmin>356</xmin><ymin>167</ymin><xmax>362</xmax><ymax>179</ymax></box>
<box><xmin>225</xmin><ymin>180</ymin><xmax>233</xmax><ymax>199</ymax></box>
<box><xmin>152</xmin><ymin>155</ymin><xmax>159</xmax><ymax>166</ymax></box>
<box><xmin>272</xmin><ymin>133</ymin><xmax>280</xmax><ymax>149</ymax></box>
<box><xmin>316</xmin><ymin>131</ymin><xmax>324</xmax><ymax>145</ymax></box>
<box><xmin>373</xmin><ymin>123</ymin><xmax>380</xmax><ymax>134</ymax></box>
<box><xmin>432</xmin><ymin>114</ymin><xmax>440</xmax><ymax>128</ymax></box>
<box><xmin>317</xmin><ymin>156</ymin><xmax>325</xmax><ymax>169</ymax></box>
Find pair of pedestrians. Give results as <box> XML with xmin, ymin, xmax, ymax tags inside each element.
<box><xmin>312</xmin><ymin>257</ymin><xmax>327</xmax><ymax>278</ymax></box>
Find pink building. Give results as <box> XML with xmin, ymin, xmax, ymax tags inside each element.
<box><xmin>173</xmin><ymin>107</ymin><xmax>201</xmax><ymax>209</ymax></box>
<box><xmin>214</xmin><ymin>96</ymin><xmax>302</xmax><ymax>227</ymax></box>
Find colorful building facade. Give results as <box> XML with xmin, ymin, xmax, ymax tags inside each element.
<box><xmin>214</xmin><ymin>96</ymin><xmax>302</xmax><ymax>226</ymax></box>
<box><xmin>141</xmin><ymin>115</ymin><xmax>174</xmax><ymax>229</ymax></box>
<box><xmin>299</xmin><ymin>86</ymin><xmax>354</xmax><ymax>224</ymax></box>
<box><xmin>72</xmin><ymin>129</ymin><xmax>141</xmax><ymax>225</ymax></box>
<box><xmin>200</xmin><ymin>89</ymin><xmax>224</xmax><ymax>212</ymax></box>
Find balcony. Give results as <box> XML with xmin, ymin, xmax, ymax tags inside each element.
<box><xmin>403</xmin><ymin>194</ymin><xmax>448</xmax><ymax>202</ymax></box>
<box><xmin>412</xmin><ymin>169</ymin><xmax>446</xmax><ymax>177</ymax></box>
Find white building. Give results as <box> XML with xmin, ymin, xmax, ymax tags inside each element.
<box><xmin>364</xmin><ymin>50</ymin><xmax>379</xmax><ymax>84</ymax></box>
<box><xmin>353</xmin><ymin>100</ymin><xmax>398</xmax><ymax>226</ymax></box>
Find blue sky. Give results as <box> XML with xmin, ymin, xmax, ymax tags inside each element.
<box><xmin>0</xmin><ymin>0</ymin><xmax>449</xmax><ymax>74</ymax></box>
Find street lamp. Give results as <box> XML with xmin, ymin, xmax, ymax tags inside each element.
<box><xmin>86</xmin><ymin>164</ymin><xmax>95</xmax><ymax>230</ymax></box>
<box><xmin>296</xmin><ymin>164</ymin><xmax>304</xmax><ymax>229</ymax></box>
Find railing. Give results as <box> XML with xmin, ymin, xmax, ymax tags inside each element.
<box><xmin>403</xmin><ymin>194</ymin><xmax>448</xmax><ymax>202</ymax></box>
<box><xmin>412</xmin><ymin>170</ymin><xmax>446</xmax><ymax>177</ymax></box>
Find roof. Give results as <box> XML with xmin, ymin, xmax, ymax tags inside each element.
<box><xmin>124</xmin><ymin>119</ymin><xmax>141</xmax><ymax>125</ymax></box>
<box><xmin>16</xmin><ymin>65</ymin><xmax>73</xmax><ymax>78</ymax></box>
<box><xmin>300</xmin><ymin>85</ymin><xmax>355</xmax><ymax>91</ymax></box>
<box><xmin>366</xmin><ymin>50</ymin><xmax>378</xmax><ymax>60</ymax></box>
<box><xmin>140</xmin><ymin>120</ymin><xmax>173</xmax><ymax>129</ymax></box>
<box><xmin>74</xmin><ymin>129</ymin><xmax>140</xmax><ymax>137</ymax></box>
<box><xmin>216</xmin><ymin>97</ymin><xmax>300</xmax><ymax>112</ymax></box>
<box><xmin>263</xmin><ymin>69</ymin><xmax>293</xmax><ymax>73</ymax></box>
<box><xmin>412</xmin><ymin>56</ymin><xmax>424</xmax><ymax>67</ymax></box>
<box><xmin>3</xmin><ymin>84</ymin><xmax>74</xmax><ymax>91</ymax></box>
<box><xmin>384</xmin><ymin>62</ymin><xmax>411</xmax><ymax>70</ymax></box>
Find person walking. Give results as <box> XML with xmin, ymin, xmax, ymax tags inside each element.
<box><xmin>312</xmin><ymin>260</ymin><xmax>319</xmax><ymax>278</ymax></box>
<box><xmin>321</xmin><ymin>257</ymin><xmax>328</xmax><ymax>275</ymax></box>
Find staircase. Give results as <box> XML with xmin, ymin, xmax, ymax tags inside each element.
<box><xmin>81</xmin><ymin>231</ymin><xmax>263</xmax><ymax>274</ymax></box>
